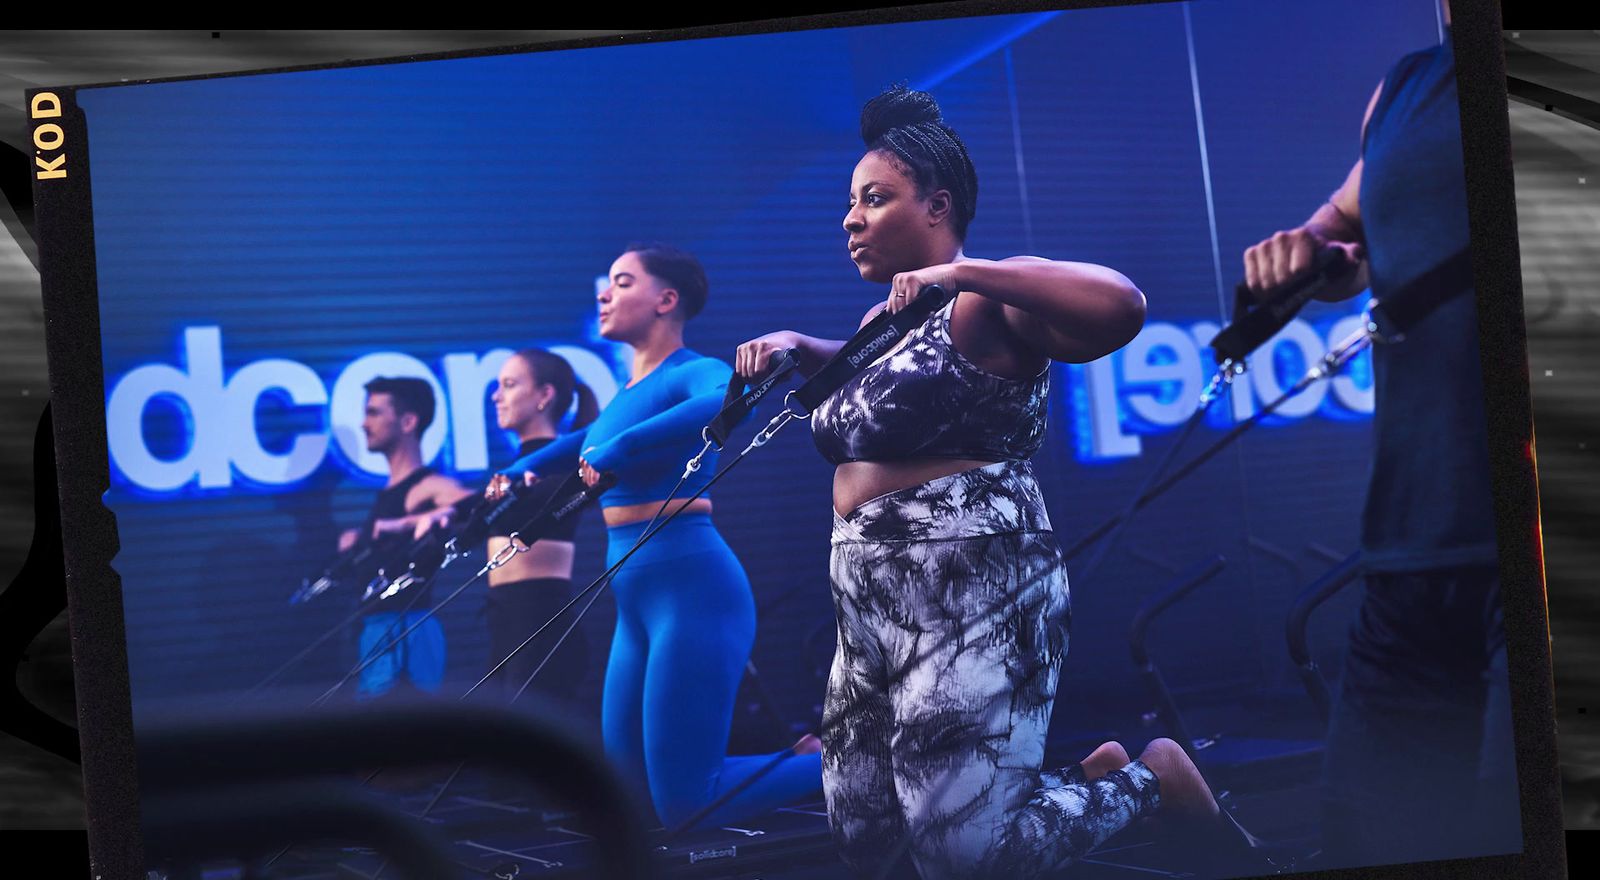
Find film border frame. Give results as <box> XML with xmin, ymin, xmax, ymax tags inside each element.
<box><xmin>24</xmin><ymin>1</ymin><xmax>1564</xmax><ymax>877</ymax></box>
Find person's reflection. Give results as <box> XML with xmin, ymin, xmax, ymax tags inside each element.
<box><xmin>1240</xmin><ymin>1</ymin><xmax>1520</xmax><ymax>865</ymax></box>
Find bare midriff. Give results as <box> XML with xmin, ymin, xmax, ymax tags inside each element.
<box><xmin>833</xmin><ymin>458</ymin><xmax>997</xmax><ymax>519</ymax></box>
<box><xmin>486</xmin><ymin>538</ymin><xmax>577</xmax><ymax>587</ymax></box>
<box><xmin>601</xmin><ymin>497</ymin><xmax>714</xmax><ymax>528</ymax></box>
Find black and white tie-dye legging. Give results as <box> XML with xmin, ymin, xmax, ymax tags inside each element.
<box><xmin>823</xmin><ymin>460</ymin><xmax>1161</xmax><ymax>879</ymax></box>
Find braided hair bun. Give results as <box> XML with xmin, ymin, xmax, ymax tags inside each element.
<box><xmin>860</xmin><ymin>83</ymin><xmax>943</xmax><ymax>143</ymax></box>
<box><xmin>859</xmin><ymin>83</ymin><xmax>978</xmax><ymax>240</ymax></box>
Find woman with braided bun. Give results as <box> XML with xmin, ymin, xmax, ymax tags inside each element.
<box><xmin>736</xmin><ymin>84</ymin><xmax>1229</xmax><ymax>878</ymax></box>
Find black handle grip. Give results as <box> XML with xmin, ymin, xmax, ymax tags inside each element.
<box><xmin>1233</xmin><ymin>245</ymin><xmax>1353</xmax><ymax>314</ymax></box>
<box><xmin>1213</xmin><ymin>248</ymin><xmax>1356</xmax><ymax>363</ymax></box>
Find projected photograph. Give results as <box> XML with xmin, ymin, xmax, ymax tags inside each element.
<box><xmin>29</xmin><ymin>1</ymin><xmax>1552</xmax><ymax>877</ymax></box>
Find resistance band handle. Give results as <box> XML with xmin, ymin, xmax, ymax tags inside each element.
<box><xmin>704</xmin><ymin>348</ymin><xmax>801</xmax><ymax>449</ymax></box>
<box><xmin>1213</xmin><ymin>248</ymin><xmax>1355</xmax><ymax>364</ymax></box>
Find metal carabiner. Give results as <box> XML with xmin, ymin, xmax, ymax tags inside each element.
<box><xmin>684</xmin><ymin>438</ymin><xmax>715</xmax><ymax>478</ymax></box>
<box><xmin>1361</xmin><ymin>297</ymin><xmax>1406</xmax><ymax>345</ymax></box>
<box><xmin>1198</xmin><ymin>358</ymin><xmax>1246</xmax><ymax>407</ymax></box>
<box><xmin>486</xmin><ymin>535</ymin><xmax>524</xmax><ymax>571</ymax></box>
<box><xmin>782</xmin><ymin>389</ymin><xmax>813</xmax><ymax>420</ymax></box>
<box><xmin>748</xmin><ymin>410</ymin><xmax>796</xmax><ymax>452</ymax></box>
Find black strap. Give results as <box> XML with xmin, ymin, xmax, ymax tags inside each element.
<box><xmin>703</xmin><ymin>349</ymin><xmax>800</xmax><ymax>449</ymax></box>
<box><xmin>439</xmin><ymin>471</ymin><xmax>607</xmax><ymax>558</ymax></box>
<box><xmin>355</xmin><ymin>494</ymin><xmax>479</xmax><ymax>587</ymax></box>
<box><xmin>791</xmin><ymin>284</ymin><xmax>955</xmax><ymax>414</ymax></box>
<box><xmin>1365</xmin><ymin>248</ymin><xmax>1473</xmax><ymax>340</ymax></box>
<box><xmin>499</xmin><ymin>471</ymin><xmax>615</xmax><ymax>540</ymax></box>
<box><xmin>292</xmin><ymin>534</ymin><xmax>404</xmax><ymax>606</ymax></box>
<box><xmin>360</xmin><ymin>474</ymin><xmax>612</xmax><ymax>609</ymax></box>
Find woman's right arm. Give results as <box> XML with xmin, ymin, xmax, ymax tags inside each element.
<box><xmin>502</xmin><ymin>427</ymin><xmax>589</xmax><ymax>478</ymax></box>
<box><xmin>735</xmin><ymin>306</ymin><xmax>883</xmax><ymax>378</ymax></box>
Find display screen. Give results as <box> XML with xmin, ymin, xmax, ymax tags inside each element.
<box><xmin>31</xmin><ymin>2</ymin><xmax>1553</xmax><ymax>877</ymax></box>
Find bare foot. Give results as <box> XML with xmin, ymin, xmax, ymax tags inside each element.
<box><xmin>792</xmin><ymin>733</ymin><xmax>822</xmax><ymax>755</ymax></box>
<box><xmin>1081</xmin><ymin>741</ymin><xmax>1131</xmax><ymax>781</ymax></box>
<box><xmin>1137</xmin><ymin>738</ymin><xmax>1221</xmax><ymax>824</ymax></box>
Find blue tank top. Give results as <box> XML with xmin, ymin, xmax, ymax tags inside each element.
<box><xmin>502</xmin><ymin>348</ymin><xmax>732</xmax><ymax>509</ymax></box>
<box><xmin>810</xmin><ymin>298</ymin><xmax>1049</xmax><ymax>465</ymax></box>
<box><xmin>1358</xmin><ymin>34</ymin><xmax>1498</xmax><ymax>573</ymax></box>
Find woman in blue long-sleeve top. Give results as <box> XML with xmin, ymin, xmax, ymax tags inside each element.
<box><xmin>502</xmin><ymin>243</ymin><xmax>822</xmax><ymax>829</ymax></box>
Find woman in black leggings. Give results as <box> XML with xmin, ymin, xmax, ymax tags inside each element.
<box><xmin>480</xmin><ymin>348</ymin><xmax>597</xmax><ymax>706</ymax></box>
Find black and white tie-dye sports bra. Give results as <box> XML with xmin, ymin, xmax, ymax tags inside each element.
<box><xmin>811</xmin><ymin>298</ymin><xmax>1050</xmax><ymax>465</ymax></box>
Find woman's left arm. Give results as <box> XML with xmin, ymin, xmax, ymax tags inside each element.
<box><xmin>888</xmin><ymin>256</ymin><xmax>1146</xmax><ymax>364</ymax></box>
<box><xmin>581</xmin><ymin>358</ymin><xmax>731</xmax><ymax>471</ymax></box>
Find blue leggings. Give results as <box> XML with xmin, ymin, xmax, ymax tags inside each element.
<box><xmin>356</xmin><ymin>611</ymin><xmax>446</xmax><ymax>699</ymax></box>
<box><xmin>603</xmin><ymin>512</ymin><xmax>822</xmax><ymax>829</ymax></box>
